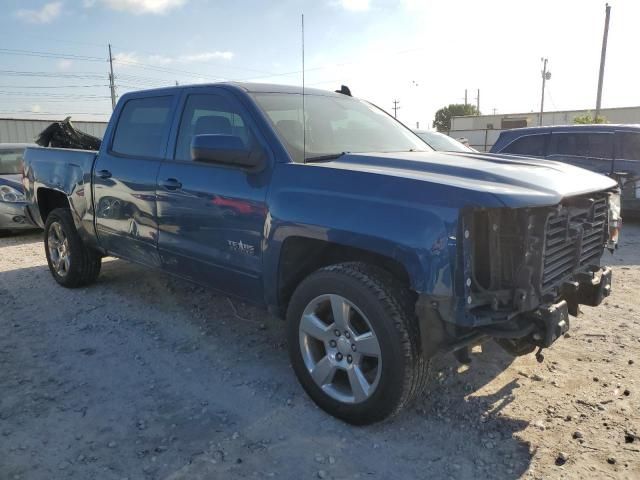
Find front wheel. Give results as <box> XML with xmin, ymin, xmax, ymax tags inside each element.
<box><xmin>44</xmin><ymin>208</ymin><xmax>102</xmax><ymax>288</ymax></box>
<box><xmin>287</xmin><ymin>262</ymin><xmax>430</xmax><ymax>425</ymax></box>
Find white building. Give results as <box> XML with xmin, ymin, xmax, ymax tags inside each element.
<box><xmin>0</xmin><ymin>118</ymin><xmax>108</xmax><ymax>144</ymax></box>
<box><xmin>449</xmin><ymin>106</ymin><xmax>640</xmax><ymax>152</ymax></box>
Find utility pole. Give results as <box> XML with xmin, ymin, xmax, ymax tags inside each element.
<box><xmin>108</xmin><ymin>43</ymin><xmax>116</xmax><ymax>111</ymax></box>
<box><xmin>539</xmin><ymin>58</ymin><xmax>550</xmax><ymax>126</ymax></box>
<box><xmin>392</xmin><ymin>99</ymin><xmax>400</xmax><ymax>118</ymax></box>
<box><xmin>476</xmin><ymin>88</ymin><xmax>480</xmax><ymax>114</ymax></box>
<box><xmin>464</xmin><ymin>89</ymin><xmax>468</xmax><ymax>106</ymax></box>
<box><xmin>595</xmin><ymin>3</ymin><xmax>611</xmax><ymax>122</ymax></box>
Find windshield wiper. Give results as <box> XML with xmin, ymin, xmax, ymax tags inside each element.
<box><xmin>304</xmin><ymin>152</ymin><xmax>346</xmax><ymax>163</ymax></box>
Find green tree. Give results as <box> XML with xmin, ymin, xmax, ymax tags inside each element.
<box><xmin>432</xmin><ymin>104</ymin><xmax>480</xmax><ymax>132</ymax></box>
<box><xmin>573</xmin><ymin>112</ymin><xmax>607</xmax><ymax>124</ymax></box>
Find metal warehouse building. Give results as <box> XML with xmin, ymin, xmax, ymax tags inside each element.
<box><xmin>0</xmin><ymin>118</ymin><xmax>108</xmax><ymax>144</ymax></box>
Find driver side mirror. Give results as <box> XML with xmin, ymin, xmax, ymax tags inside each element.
<box><xmin>191</xmin><ymin>134</ymin><xmax>264</xmax><ymax>171</ymax></box>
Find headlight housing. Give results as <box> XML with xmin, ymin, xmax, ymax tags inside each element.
<box><xmin>0</xmin><ymin>185</ymin><xmax>25</xmax><ymax>203</ymax></box>
<box><xmin>607</xmin><ymin>191</ymin><xmax>621</xmax><ymax>249</ymax></box>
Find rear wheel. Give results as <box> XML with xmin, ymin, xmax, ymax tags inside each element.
<box><xmin>44</xmin><ymin>208</ymin><xmax>101</xmax><ymax>288</ymax></box>
<box><xmin>287</xmin><ymin>262</ymin><xmax>430</xmax><ymax>424</ymax></box>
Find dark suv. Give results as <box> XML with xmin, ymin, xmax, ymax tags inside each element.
<box><xmin>491</xmin><ymin>124</ymin><xmax>640</xmax><ymax>214</ymax></box>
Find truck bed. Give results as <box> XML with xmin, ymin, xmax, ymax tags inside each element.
<box><xmin>23</xmin><ymin>146</ymin><xmax>97</xmax><ymax>231</ymax></box>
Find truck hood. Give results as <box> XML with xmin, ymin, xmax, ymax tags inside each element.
<box><xmin>0</xmin><ymin>174</ymin><xmax>24</xmax><ymax>192</ymax></box>
<box><xmin>318</xmin><ymin>151</ymin><xmax>618</xmax><ymax>207</ymax></box>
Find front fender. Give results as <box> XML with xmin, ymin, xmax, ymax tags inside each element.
<box><xmin>263</xmin><ymin>164</ymin><xmax>462</xmax><ymax>306</ymax></box>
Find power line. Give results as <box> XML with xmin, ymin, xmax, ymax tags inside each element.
<box><xmin>0</xmin><ymin>90</ymin><xmax>109</xmax><ymax>97</ymax></box>
<box><xmin>112</xmin><ymin>57</ymin><xmax>226</xmax><ymax>81</ymax></box>
<box><xmin>0</xmin><ymin>48</ymin><xmax>104</xmax><ymax>62</ymax></box>
<box><xmin>0</xmin><ymin>84</ymin><xmax>108</xmax><ymax>88</ymax></box>
<box><xmin>0</xmin><ymin>110</ymin><xmax>110</xmax><ymax>116</ymax></box>
<box><xmin>0</xmin><ymin>70</ymin><xmax>106</xmax><ymax>79</ymax></box>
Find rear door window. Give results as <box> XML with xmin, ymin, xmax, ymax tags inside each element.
<box><xmin>618</xmin><ymin>132</ymin><xmax>640</xmax><ymax>160</ymax></box>
<box><xmin>549</xmin><ymin>132</ymin><xmax>612</xmax><ymax>159</ymax></box>
<box><xmin>549</xmin><ymin>133</ymin><xmax>588</xmax><ymax>157</ymax></box>
<box><xmin>0</xmin><ymin>149</ymin><xmax>24</xmax><ymax>174</ymax></box>
<box><xmin>502</xmin><ymin>134</ymin><xmax>547</xmax><ymax>156</ymax></box>
<box><xmin>588</xmin><ymin>133</ymin><xmax>613</xmax><ymax>159</ymax></box>
<box><xmin>111</xmin><ymin>96</ymin><xmax>173</xmax><ymax>158</ymax></box>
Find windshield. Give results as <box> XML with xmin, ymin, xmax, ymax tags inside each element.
<box><xmin>0</xmin><ymin>149</ymin><xmax>24</xmax><ymax>174</ymax></box>
<box><xmin>252</xmin><ymin>92</ymin><xmax>432</xmax><ymax>162</ymax></box>
<box><xmin>416</xmin><ymin>131</ymin><xmax>472</xmax><ymax>152</ymax></box>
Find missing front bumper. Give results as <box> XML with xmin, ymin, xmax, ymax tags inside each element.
<box><xmin>491</xmin><ymin>265</ymin><xmax>612</xmax><ymax>356</ymax></box>
<box><xmin>423</xmin><ymin>265</ymin><xmax>614</xmax><ymax>360</ymax></box>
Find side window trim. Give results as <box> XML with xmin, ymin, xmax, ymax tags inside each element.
<box><xmin>108</xmin><ymin>94</ymin><xmax>178</xmax><ymax>160</ymax></box>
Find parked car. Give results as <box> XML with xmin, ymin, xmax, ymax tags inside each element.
<box><xmin>0</xmin><ymin>143</ymin><xmax>36</xmax><ymax>234</ymax></box>
<box><xmin>414</xmin><ymin>130</ymin><xmax>475</xmax><ymax>152</ymax></box>
<box><xmin>23</xmin><ymin>83</ymin><xmax>619</xmax><ymax>424</ymax></box>
<box><xmin>490</xmin><ymin>124</ymin><xmax>640</xmax><ymax>215</ymax></box>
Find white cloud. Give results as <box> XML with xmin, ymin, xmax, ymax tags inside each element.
<box><xmin>334</xmin><ymin>0</ymin><xmax>370</xmax><ymax>12</ymax></box>
<box><xmin>114</xmin><ymin>50</ymin><xmax>233</xmax><ymax>66</ymax></box>
<box><xmin>113</xmin><ymin>51</ymin><xmax>142</xmax><ymax>65</ymax></box>
<box><xmin>400</xmin><ymin>0</ymin><xmax>428</xmax><ymax>12</ymax></box>
<box><xmin>180</xmin><ymin>52</ymin><xmax>234</xmax><ymax>62</ymax></box>
<box><xmin>95</xmin><ymin>0</ymin><xmax>187</xmax><ymax>15</ymax></box>
<box><xmin>15</xmin><ymin>2</ymin><xmax>63</xmax><ymax>24</ymax></box>
<box><xmin>57</xmin><ymin>59</ymin><xmax>73</xmax><ymax>70</ymax></box>
<box><xmin>31</xmin><ymin>104</ymin><xmax>42</xmax><ymax>113</ymax></box>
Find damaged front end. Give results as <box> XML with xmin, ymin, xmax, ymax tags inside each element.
<box><xmin>421</xmin><ymin>189</ymin><xmax>619</xmax><ymax>363</ymax></box>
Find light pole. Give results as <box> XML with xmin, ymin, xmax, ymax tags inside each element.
<box><xmin>539</xmin><ymin>58</ymin><xmax>551</xmax><ymax>126</ymax></box>
<box><xmin>595</xmin><ymin>4</ymin><xmax>611</xmax><ymax>122</ymax></box>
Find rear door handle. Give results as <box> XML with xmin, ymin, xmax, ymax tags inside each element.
<box><xmin>162</xmin><ymin>178</ymin><xmax>182</xmax><ymax>190</ymax></box>
<box><xmin>97</xmin><ymin>169</ymin><xmax>112</xmax><ymax>179</ymax></box>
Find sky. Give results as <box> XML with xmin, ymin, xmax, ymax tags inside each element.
<box><xmin>1</xmin><ymin>0</ymin><xmax>639</xmax><ymax>128</ymax></box>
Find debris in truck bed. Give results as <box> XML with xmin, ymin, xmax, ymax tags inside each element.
<box><xmin>35</xmin><ymin>117</ymin><xmax>102</xmax><ymax>150</ymax></box>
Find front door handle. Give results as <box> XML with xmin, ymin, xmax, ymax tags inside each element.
<box><xmin>97</xmin><ymin>169</ymin><xmax>112</xmax><ymax>179</ymax></box>
<box><xmin>162</xmin><ymin>178</ymin><xmax>182</xmax><ymax>190</ymax></box>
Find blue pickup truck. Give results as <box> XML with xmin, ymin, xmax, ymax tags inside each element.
<box><xmin>23</xmin><ymin>83</ymin><xmax>620</xmax><ymax>424</ymax></box>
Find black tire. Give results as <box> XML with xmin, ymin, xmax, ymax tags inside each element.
<box><xmin>44</xmin><ymin>208</ymin><xmax>101</xmax><ymax>288</ymax></box>
<box><xmin>287</xmin><ymin>262</ymin><xmax>431</xmax><ymax>425</ymax></box>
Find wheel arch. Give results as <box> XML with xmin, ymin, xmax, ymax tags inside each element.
<box><xmin>36</xmin><ymin>188</ymin><xmax>71</xmax><ymax>225</ymax></box>
<box><xmin>268</xmin><ymin>233</ymin><xmax>422</xmax><ymax>316</ymax></box>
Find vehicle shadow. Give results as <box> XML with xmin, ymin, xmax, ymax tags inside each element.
<box><xmin>611</xmin><ymin>218</ymin><xmax>640</xmax><ymax>266</ymax></box>
<box><xmin>384</xmin><ymin>342</ymin><xmax>533</xmax><ymax>478</ymax></box>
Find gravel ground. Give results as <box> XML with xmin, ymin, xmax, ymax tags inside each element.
<box><xmin>0</xmin><ymin>223</ymin><xmax>638</xmax><ymax>480</ymax></box>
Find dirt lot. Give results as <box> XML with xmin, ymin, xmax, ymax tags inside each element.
<box><xmin>0</xmin><ymin>223</ymin><xmax>638</xmax><ymax>480</ymax></box>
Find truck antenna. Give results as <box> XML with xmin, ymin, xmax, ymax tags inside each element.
<box><xmin>302</xmin><ymin>13</ymin><xmax>306</xmax><ymax>164</ymax></box>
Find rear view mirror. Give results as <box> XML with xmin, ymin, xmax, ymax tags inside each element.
<box><xmin>191</xmin><ymin>134</ymin><xmax>264</xmax><ymax>170</ymax></box>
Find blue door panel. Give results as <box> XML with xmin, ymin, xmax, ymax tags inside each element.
<box><xmin>94</xmin><ymin>154</ymin><xmax>163</xmax><ymax>266</ymax></box>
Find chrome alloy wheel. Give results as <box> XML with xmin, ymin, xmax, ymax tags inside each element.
<box><xmin>48</xmin><ymin>221</ymin><xmax>70</xmax><ymax>277</ymax></box>
<box><xmin>299</xmin><ymin>294</ymin><xmax>382</xmax><ymax>404</ymax></box>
